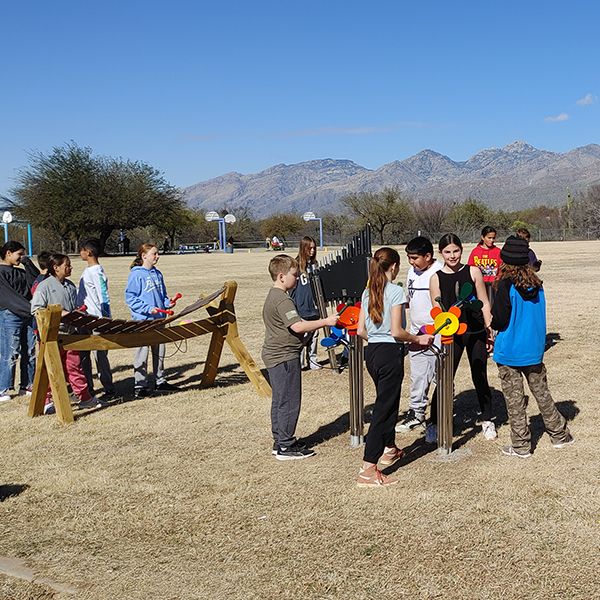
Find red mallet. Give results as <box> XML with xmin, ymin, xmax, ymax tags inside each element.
<box><xmin>155</xmin><ymin>308</ymin><xmax>174</xmax><ymax>316</ymax></box>
<box><xmin>170</xmin><ymin>293</ymin><xmax>182</xmax><ymax>306</ymax></box>
<box><xmin>77</xmin><ymin>304</ymin><xmax>87</xmax><ymax>312</ymax></box>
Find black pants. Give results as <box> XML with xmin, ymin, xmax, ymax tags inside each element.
<box><xmin>430</xmin><ymin>332</ymin><xmax>492</xmax><ymax>423</ymax></box>
<box><xmin>363</xmin><ymin>343</ymin><xmax>405</xmax><ymax>464</ymax></box>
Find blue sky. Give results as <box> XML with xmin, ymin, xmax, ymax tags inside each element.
<box><xmin>1</xmin><ymin>0</ymin><xmax>598</xmax><ymax>198</ymax></box>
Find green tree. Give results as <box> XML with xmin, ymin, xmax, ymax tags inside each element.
<box><xmin>341</xmin><ymin>187</ymin><xmax>413</xmax><ymax>244</ymax></box>
<box><xmin>259</xmin><ymin>213</ymin><xmax>305</xmax><ymax>241</ymax></box>
<box><xmin>13</xmin><ymin>142</ymin><xmax>183</xmax><ymax>253</ymax></box>
<box><xmin>445</xmin><ymin>198</ymin><xmax>493</xmax><ymax>239</ymax></box>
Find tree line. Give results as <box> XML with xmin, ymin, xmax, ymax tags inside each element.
<box><xmin>6</xmin><ymin>142</ymin><xmax>600</xmax><ymax>252</ymax></box>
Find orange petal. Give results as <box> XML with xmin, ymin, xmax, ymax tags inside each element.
<box><xmin>430</xmin><ymin>306</ymin><xmax>442</xmax><ymax>318</ymax></box>
<box><xmin>457</xmin><ymin>323</ymin><xmax>467</xmax><ymax>335</ymax></box>
<box><xmin>449</xmin><ymin>306</ymin><xmax>462</xmax><ymax>317</ymax></box>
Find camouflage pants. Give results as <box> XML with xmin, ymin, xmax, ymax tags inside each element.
<box><xmin>497</xmin><ymin>363</ymin><xmax>571</xmax><ymax>454</ymax></box>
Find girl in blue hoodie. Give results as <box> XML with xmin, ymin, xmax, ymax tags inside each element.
<box><xmin>125</xmin><ymin>243</ymin><xmax>177</xmax><ymax>398</ymax></box>
<box><xmin>491</xmin><ymin>235</ymin><xmax>573</xmax><ymax>458</ymax></box>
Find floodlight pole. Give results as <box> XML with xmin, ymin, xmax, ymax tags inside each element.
<box><xmin>2</xmin><ymin>223</ymin><xmax>7</xmax><ymax>243</ymax></box>
<box><xmin>27</xmin><ymin>223</ymin><xmax>33</xmax><ymax>255</ymax></box>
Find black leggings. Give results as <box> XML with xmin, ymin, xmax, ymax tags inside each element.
<box><xmin>363</xmin><ymin>343</ymin><xmax>405</xmax><ymax>464</ymax></box>
<box><xmin>430</xmin><ymin>332</ymin><xmax>492</xmax><ymax>423</ymax></box>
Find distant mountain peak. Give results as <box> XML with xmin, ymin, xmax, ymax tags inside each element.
<box><xmin>503</xmin><ymin>140</ymin><xmax>538</xmax><ymax>153</ymax></box>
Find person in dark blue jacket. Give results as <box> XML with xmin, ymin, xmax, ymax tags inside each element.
<box><xmin>290</xmin><ymin>237</ymin><xmax>321</xmax><ymax>370</ymax></box>
<box><xmin>491</xmin><ymin>236</ymin><xmax>573</xmax><ymax>458</ymax></box>
<box><xmin>125</xmin><ymin>243</ymin><xmax>178</xmax><ymax>398</ymax></box>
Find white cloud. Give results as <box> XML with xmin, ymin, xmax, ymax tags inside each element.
<box><xmin>544</xmin><ymin>113</ymin><xmax>570</xmax><ymax>122</ymax></box>
<box><xmin>576</xmin><ymin>93</ymin><xmax>596</xmax><ymax>106</ymax></box>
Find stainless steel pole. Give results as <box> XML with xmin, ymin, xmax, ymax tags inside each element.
<box><xmin>437</xmin><ymin>341</ymin><xmax>454</xmax><ymax>455</ymax></box>
<box><xmin>348</xmin><ymin>334</ymin><xmax>364</xmax><ymax>447</ymax></box>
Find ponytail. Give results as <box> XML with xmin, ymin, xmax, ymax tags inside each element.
<box><xmin>131</xmin><ymin>243</ymin><xmax>157</xmax><ymax>269</ymax></box>
<box><xmin>367</xmin><ymin>247</ymin><xmax>400</xmax><ymax>325</ymax></box>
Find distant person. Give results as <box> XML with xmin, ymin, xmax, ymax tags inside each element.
<box><xmin>213</xmin><ymin>237</ymin><xmax>219</xmax><ymax>251</ymax></box>
<box><xmin>0</xmin><ymin>241</ymin><xmax>38</xmax><ymax>403</ymax></box>
<box><xmin>396</xmin><ymin>236</ymin><xmax>442</xmax><ymax>433</ymax></box>
<box><xmin>356</xmin><ymin>247</ymin><xmax>433</xmax><ymax>487</ymax></box>
<box><xmin>290</xmin><ymin>236</ymin><xmax>321</xmax><ymax>370</ymax></box>
<box><xmin>271</xmin><ymin>235</ymin><xmax>282</xmax><ymax>251</ymax></box>
<box><xmin>227</xmin><ymin>236</ymin><xmax>235</xmax><ymax>253</ymax></box>
<box><xmin>491</xmin><ymin>235</ymin><xmax>572</xmax><ymax>457</ymax></box>
<box><xmin>77</xmin><ymin>238</ymin><xmax>115</xmax><ymax>399</ymax></box>
<box><xmin>123</xmin><ymin>235</ymin><xmax>131</xmax><ymax>255</ymax></box>
<box><xmin>468</xmin><ymin>225</ymin><xmax>502</xmax><ymax>303</ymax></box>
<box><xmin>262</xmin><ymin>254</ymin><xmax>338</xmax><ymax>461</ymax></box>
<box><xmin>163</xmin><ymin>237</ymin><xmax>171</xmax><ymax>253</ymax></box>
<box><xmin>515</xmin><ymin>228</ymin><xmax>542</xmax><ymax>271</ymax></box>
<box><xmin>265</xmin><ymin>237</ymin><xmax>271</xmax><ymax>251</ymax></box>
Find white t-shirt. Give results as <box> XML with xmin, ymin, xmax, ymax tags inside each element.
<box><xmin>406</xmin><ymin>261</ymin><xmax>443</xmax><ymax>334</ymax></box>
<box><xmin>361</xmin><ymin>282</ymin><xmax>407</xmax><ymax>344</ymax></box>
<box><xmin>77</xmin><ymin>265</ymin><xmax>111</xmax><ymax>318</ymax></box>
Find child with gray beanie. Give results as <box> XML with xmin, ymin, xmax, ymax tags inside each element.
<box><xmin>490</xmin><ymin>236</ymin><xmax>573</xmax><ymax>457</ymax></box>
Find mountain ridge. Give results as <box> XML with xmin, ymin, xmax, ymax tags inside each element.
<box><xmin>182</xmin><ymin>141</ymin><xmax>600</xmax><ymax>217</ymax></box>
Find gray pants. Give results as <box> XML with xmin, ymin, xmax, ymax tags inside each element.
<box><xmin>268</xmin><ymin>358</ymin><xmax>301</xmax><ymax>448</ymax></box>
<box><xmin>408</xmin><ymin>345</ymin><xmax>437</xmax><ymax>418</ymax></box>
<box><xmin>498</xmin><ymin>363</ymin><xmax>571</xmax><ymax>453</ymax></box>
<box><xmin>80</xmin><ymin>350</ymin><xmax>114</xmax><ymax>395</ymax></box>
<box><xmin>134</xmin><ymin>344</ymin><xmax>166</xmax><ymax>389</ymax></box>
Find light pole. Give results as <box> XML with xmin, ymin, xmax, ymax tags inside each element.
<box><xmin>302</xmin><ymin>211</ymin><xmax>323</xmax><ymax>249</ymax></box>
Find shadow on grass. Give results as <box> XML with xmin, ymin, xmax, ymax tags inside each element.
<box><xmin>545</xmin><ymin>332</ymin><xmax>561</xmax><ymax>351</ymax></box>
<box><xmin>529</xmin><ymin>399</ymin><xmax>579</xmax><ymax>451</ymax></box>
<box><xmin>0</xmin><ymin>484</ymin><xmax>29</xmax><ymax>501</ymax></box>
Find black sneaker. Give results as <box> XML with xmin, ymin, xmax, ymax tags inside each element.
<box><xmin>134</xmin><ymin>387</ymin><xmax>152</xmax><ymax>399</ymax></box>
<box><xmin>155</xmin><ymin>381</ymin><xmax>178</xmax><ymax>392</ymax></box>
<box><xmin>275</xmin><ymin>442</ymin><xmax>316</xmax><ymax>461</ymax></box>
<box><xmin>395</xmin><ymin>410</ymin><xmax>426</xmax><ymax>433</ymax></box>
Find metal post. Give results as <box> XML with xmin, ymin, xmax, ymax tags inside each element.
<box><xmin>437</xmin><ymin>341</ymin><xmax>454</xmax><ymax>455</ymax></box>
<box><xmin>318</xmin><ymin>218</ymin><xmax>323</xmax><ymax>249</ymax></box>
<box><xmin>310</xmin><ymin>272</ymin><xmax>338</xmax><ymax>370</ymax></box>
<box><xmin>27</xmin><ymin>223</ymin><xmax>33</xmax><ymax>255</ymax></box>
<box><xmin>348</xmin><ymin>334</ymin><xmax>364</xmax><ymax>447</ymax></box>
<box><xmin>3</xmin><ymin>223</ymin><xmax>8</xmax><ymax>243</ymax></box>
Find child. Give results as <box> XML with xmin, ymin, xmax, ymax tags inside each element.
<box><xmin>0</xmin><ymin>241</ymin><xmax>38</xmax><ymax>402</ymax></box>
<box><xmin>515</xmin><ymin>228</ymin><xmax>542</xmax><ymax>271</ymax></box>
<box><xmin>290</xmin><ymin>236</ymin><xmax>321</xmax><ymax>370</ymax></box>
<box><xmin>31</xmin><ymin>250</ymin><xmax>51</xmax><ymax>294</ymax></box>
<box><xmin>468</xmin><ymin>225</ymin><xmax>502</xmax><ymax>303</ymax></box>
<box><xmin>31</xmin><ymin>253</ymin><xmax>106</xmax><ymax>412</ymax></box>
<box><xmin>77</xmin><ymin>238</ymin><xmax>115</xmax><ymax>399</ymax></box>
<box><xmin>428</xmin><ymin>234</ymin><xmax>496</xmax><ymax>443</ymax></box>
<box><xmin>262</xmin><ymin>254</ymin><xmax>338</xmax><ymax>460</ymax></box>
<box><xmin>125</xmin><ymin>243</ymin><xmax>178</xmax><ymax>399</ymax></box>
<box><xmin>356</xmin><ymin>248</ymin><xmax>433</xmax><ymax>487</ymax></box>
<box><xmin>396</xmin><ymin>236</ymin><xmax>442</xmax><ymax>432</ymax></box>
<box><xmin>491</xmin><ymin>236</ymin><xmax>573</xmax><ymax>457</ymax></box>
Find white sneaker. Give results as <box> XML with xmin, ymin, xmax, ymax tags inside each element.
<box><xmin>482</xmin><ymin>420</ymin><xmax>497</xmax><ymax>440</ymax></box>
<box><xmin>425</xmin><ymin>423</ymin><xmax>437</xmax><ymax>444</ymax></box>
<box><xmin>0</xmin><ymin>393</ymin><xmax>11</xmax><ymax>404</ymax></box>
<box><xmin>309</xmin><ymin>359</ymin><xmax>322</xmax><ymax>370</ymax></box>
<box><xmin>552</xmin><ymin>436</ymin><xmax>575</xmax><ymax>449</ymax></box>
<box><xmin>19</xmin><ymin>387</ymin><xmax>33</xmax><ymax>397</ymax></box>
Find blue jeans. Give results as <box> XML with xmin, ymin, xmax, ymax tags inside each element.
<box><xmin>0</xmin><ymin>309</ymin><xmax>36</xmax><ymax>394</ymax></box>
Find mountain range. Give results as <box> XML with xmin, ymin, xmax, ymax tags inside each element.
<box><xmin>182</xmin><ymin>141</ymin><xmax>600</xmax><ymax>218</ymax></box>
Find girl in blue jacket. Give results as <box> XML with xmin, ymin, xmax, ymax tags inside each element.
<box><xmin>491</xmin><ymin>236</ymin><xmax>573</xmax><ymax>458</ymax></box>
<box><xmin>125</xmin><ymin>243</ymin><xmax>177</xmax><ymax>398</ymax></box>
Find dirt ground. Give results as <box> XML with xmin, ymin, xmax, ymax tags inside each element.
<box><xmin>1</xmin><ymin>241</ymin><xmax>599</xmax><ymax>600</ymax></box>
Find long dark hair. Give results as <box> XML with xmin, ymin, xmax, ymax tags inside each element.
<box><xmin>47</xmin><ymin>253</ymin><xmax>70</xmax><ymax>277</ymax></box>
<box><xmin>479</xmin><ymin>225</ymin><xmax>497</xmax><ymax>246</ymax></box>
<box><xmin>367</xmin><ymin>247</ymin><xmax>400</xmax><ymax>325</ymax></box>
<box><xmin>0</xmin><ymin>241</ymin><xmax>25</xmax><ymax>260</ymax></box>
<box><xmin>438</xmin><ymin>233</ymin><xmax>462</xmax><ymax>252</ymax></box>
<box><xmin>296</xmin><ymin>236</ymin><xmax>317</xmax><ymax>273</ymax></box>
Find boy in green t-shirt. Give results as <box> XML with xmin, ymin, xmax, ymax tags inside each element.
<box><xmin>262</xmin><ymin>254</ymin><xmax>338</xmax><ymax>460</ymax></box>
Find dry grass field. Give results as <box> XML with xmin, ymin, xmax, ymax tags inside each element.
<box><xmin>1</xmin><ymin>241</ymin><xmax>599</xmax><ymax>600</ymax></box>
